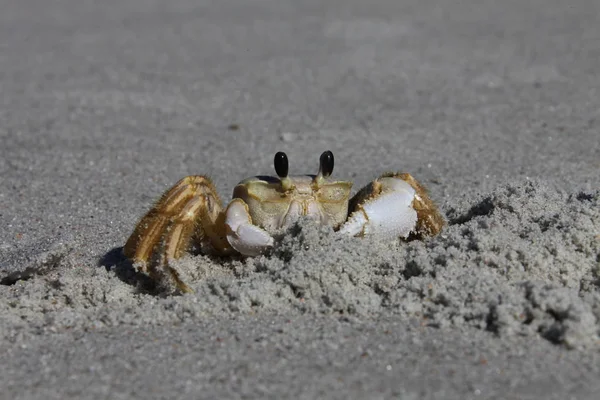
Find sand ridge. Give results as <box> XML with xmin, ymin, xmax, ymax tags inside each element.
<box><xmin>2</xmin><ymin>181</ymin><xmax>598</xmax><ymax>350</ymax></box>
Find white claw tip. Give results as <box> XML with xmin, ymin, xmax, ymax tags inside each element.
<box><xmin>340</xmin><ymin>178</ymin><xmax>418</xmax><ymax>240</ymax></box>
<box><xmin>225</xmin><ymin>200</ymin><xmax>275</xmax><ymax>256</ymax></box>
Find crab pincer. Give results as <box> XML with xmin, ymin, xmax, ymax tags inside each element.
<box><xmin>339</xmin><ymin>173</ymin><xmax>444</xmax><ymax>240</ymax></box>
<box><xmin>225</xmin><ymin>198</ymin><xmax>275</xmax><ymax>257</ymax></box>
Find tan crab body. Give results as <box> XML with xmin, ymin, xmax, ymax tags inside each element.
<box><xmin>124</xmin><ymin>151</ymin><xmax>444</xmax><ymax>293</ymax></box>
<box><xmin>232</xmin><ymin>175</ymin><xmax>352</xmax><ymax>232</ymax></box>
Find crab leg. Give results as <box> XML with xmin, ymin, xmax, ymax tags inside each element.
<box><xmin>339</xmin><ymin>173</ymin><xmax>444</xmax><ymax>240</ymax></box>
<box><xmin>123</xmin><ymin>176</ymin><xmax>231</xmax><ymax>292</ymax></box>
<box><xmin>225</xmin><ymin>199</ymin><xmax>275</xmax><ymax>256</ymax></box>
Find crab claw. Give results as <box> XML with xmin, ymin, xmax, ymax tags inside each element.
<box><xmin>225</xmin><ymin>199</ymin><xmax>275</xmax><ymax>256</ymax></box>
<box><xmin>339</xmin><ymin>176</ymin><xmax>418</xmax><ymax>240</ymax></box>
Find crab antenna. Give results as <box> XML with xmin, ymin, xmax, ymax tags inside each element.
<box><xmin>314</xmin><ymin>150</ymin><xmax>334</xmax><ymax>187</ymax></box>
<box><xmin>274</xmin><ymin>151</ymin><xmax>293</xmax><ymax>191</ymax></box>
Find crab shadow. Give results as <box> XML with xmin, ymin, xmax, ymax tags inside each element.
<box><xmin>97</xmin><ymin>246</ymin><xmax>243</xmax><ymax>296</ymax></box>
<box><xmin>97</xmin><ymin>247</ymin><xmax>158</xmax><ymax>294</ymax></box>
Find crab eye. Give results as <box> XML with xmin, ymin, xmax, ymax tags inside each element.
<box><xmin>319</xmin><ymin>150</ymin><xmax>334</xmax><ymax>177</ymax></box>
<box><xmin>274</xmin><ymin>151</ymin><xmax>289</xmax><ymax>178</ymax></box>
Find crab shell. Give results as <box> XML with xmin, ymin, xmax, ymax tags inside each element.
<box><xmin>231</xmin><ymin>175</ymin><xmax>352</xmax><ymax>232</ymax></box>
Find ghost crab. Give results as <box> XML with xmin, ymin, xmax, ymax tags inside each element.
<box><xmin>124</xmin><ymin>151</ymin><xmax>444</xmax><ymax>292</ymax></box>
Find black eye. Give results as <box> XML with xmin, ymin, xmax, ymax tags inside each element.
<box><xmin>274</xmin><ymin>151</ymin><xmax>289</xmax><ymax>178</ymax></box>
<box><xmin>319</xmin><ymin>150</ymin><xmax>334</xmax><ymax>177</ymax></box>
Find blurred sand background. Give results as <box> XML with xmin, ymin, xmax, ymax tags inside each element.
<box><xmin>1</xmin><ymin>0</ymin><xmax>599</xmax><ymax>398</ymax></box>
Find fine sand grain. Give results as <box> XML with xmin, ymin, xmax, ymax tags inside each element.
<box><xmin>1</xmin><ymin>0</ymin><xmax>600</xmax><ymax>399</ymax></box>
<box><xmin>2</xmin><ymin>181</ymin><xmax>599</xmax><ymax>351</ymax></box>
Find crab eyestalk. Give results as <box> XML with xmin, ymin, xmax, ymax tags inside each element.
<box><xmin>274</xmin><ymin>151</ymin><xmax>293</xmax><ymax>191</ymax></box>
<box><xmin>313</xmin><ymin>150</ymin><xmax>334</xmax><ymax>188</ymax></box>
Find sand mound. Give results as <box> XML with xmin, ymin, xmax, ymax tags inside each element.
<box><xmin>1</xmin><ymin>180</ymin><xmax>598</xmax><ymax>348</ymax></box>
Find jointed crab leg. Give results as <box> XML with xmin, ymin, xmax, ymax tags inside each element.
<box><xmin>225</xmin><ymin>198</ymin><xmax>275</xmax><ymax>257</ymax></box>
<box><xmin>123</xmin><ymin>176</ymin><xmax>231</xmax><ymax>292</ymax></box>
<box><xmin>339</xmin><ymin>173</ymin><xmax>444</xmax><ymax>240</ymax></box>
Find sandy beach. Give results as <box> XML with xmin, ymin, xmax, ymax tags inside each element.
<box><xmin>1</xmin><ymin>0</ymin><xmax>599</xmax><ymax>398</ymax></box>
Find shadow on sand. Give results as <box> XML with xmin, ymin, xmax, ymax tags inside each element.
<box><xmin>97</xmin><ymin>246</ymin><xmax>158</xmax><ymax>294</ymax></box>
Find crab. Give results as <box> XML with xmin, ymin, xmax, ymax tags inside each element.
<box><xmin>124</xmin><ymin>151</ymin><xmax>444</xmax><ymax>292</ymax></box>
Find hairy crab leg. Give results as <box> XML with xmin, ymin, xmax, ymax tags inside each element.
<box><xmin>339</xmin><ymin>173</ymin><xmax>444</xmax><ymax>240</ymax></box>
<box><xmin>225</xmin><ymin>198</ymin><xmax>275</xmax><ymax>256</ymax></box>
<box><xmin>123</xmin><ymin>175</ymin><xmax>231</xmax><ymax>292</ymax></box>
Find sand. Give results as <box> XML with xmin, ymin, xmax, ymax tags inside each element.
<box><xmin>1</xmin><ymin>0</ymin><xmax>599</xmax><ymax>399</ymax></box>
